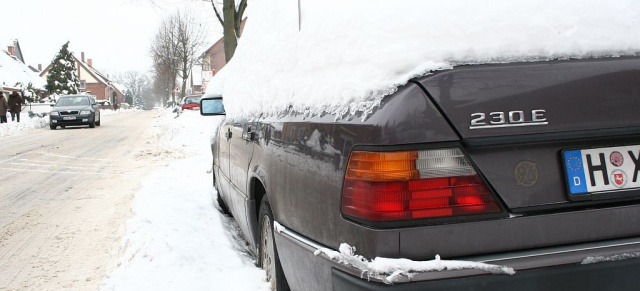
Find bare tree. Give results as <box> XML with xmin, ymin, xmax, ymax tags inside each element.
<box><xmin>151</xmin><ymin>9</ymin><xmax>207</xmax><ymax>102</ymax></box>
<box><xmin>151</xmin><ymin>15</ymin><xmax>179</xmax><ymax>104</ymax></box>
<box><xmin>112</xmin><ymin>71</ymin><xmax>152</xmax><ymax>107</ymax></box>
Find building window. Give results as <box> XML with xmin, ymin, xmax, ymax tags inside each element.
<box><xmin>202</xmin><ymin>59</ymin><xmax>211</xmax><ymax>71</ymax></box>
<box><xmin>79</xmin><ymin>80</ymin><xmax>86</xmax><ymax>89</ymax></box>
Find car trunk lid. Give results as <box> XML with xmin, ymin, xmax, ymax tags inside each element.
<box><xmin>415</xmin><ymin>58</ymin><xmax>640</xmax><ymax>211</ymax></box>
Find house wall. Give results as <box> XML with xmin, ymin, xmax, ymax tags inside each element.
<box><xmin>204</xmin><ymin>40</ymin><xmax>226</xmax><ymax>73</ymax></box>
<box><xmin>86</xmin><ymin>83</ymin><xmax>107</xmax><ymax>100</ymax></box>
<box><xmin>201</xmin><ymin>40</ymin><xmax>225</xmax><ymax>92</ymax></box>
<box><xmin>77</xmin><ymin>62</ymin><xmax>99</xmax><ymax>83</ymax></box>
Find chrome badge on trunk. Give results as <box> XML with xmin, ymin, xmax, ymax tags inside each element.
<box><xmin>470</xmin><ymin>110</ymin><xmax>547</xmax><ymax>129</ymax></box>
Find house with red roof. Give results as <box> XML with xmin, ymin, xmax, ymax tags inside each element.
<box><xmin>39</xmin><ymin>52</ymin><xmax>124</xmax><ymax>106</ymax></box>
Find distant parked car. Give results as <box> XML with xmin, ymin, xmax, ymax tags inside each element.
<box><xmin>95</xmin><ymin>100</ymin><xmax>112</xmax><ymax>110</ymax></box>
<box><xmin>49</xmin><ymin>95</ymin><xmax>101</xmax><ymax>129</ymax></box>
<box><xmin>201</xmin><ymin>57</ymin><xmax>640</xmax><ymax>290</ymax></box>
<box><xmin>180</xmin><ymin>95</ymin><xmax>202</xmax><ymax>111</ymax></box>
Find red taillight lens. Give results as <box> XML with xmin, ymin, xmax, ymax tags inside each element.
<box><xmin>341</xmin><ymin>148</ymin><xmax>503</xmax><ymax>222</ymax></box>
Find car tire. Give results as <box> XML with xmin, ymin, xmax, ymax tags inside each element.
<box><xmin>50</xmin><ymin>124</ymin><xmax>56</xmax><ymax>130</ymax></box>
<box><xmin>259</xmin><ymin>198</ymin><xmax>290</xmax><ymax>291</ymax></box>
<box><xmin>96</xmin><ymin>114</ymin><xmax>101</xmax><ymax>126</ymax></box>
<box><xmin>89</xmin><ymin>118</ymin><xmax>96</xmax><ymax>128</ymax></box>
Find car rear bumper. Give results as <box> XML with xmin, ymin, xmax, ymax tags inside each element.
<box><xmin>274</xmin><ymin>223</ymin><xmax>640</xmax><ymax>290</ymax></box>
<box><xmin>332</xmin><ymin>257</ymin><xmax>640</xmax><ymax>291</ymax></box>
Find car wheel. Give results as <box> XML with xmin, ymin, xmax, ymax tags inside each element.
<box><xmin>50</xmin><ymin>124</ymin><xmax>56</xmax><ymax>130</ymax></box>
<box><xmin>259</xmin><ymin>199</ymin><xmax>290</xmax><ymax>291</ymax></box>
<box><xmin>96</xmin><ymin>114</ymin><xmax>101</xmax><ymax>126</ymax></box>
<box><xmin>89</xmin><ymin>118</ymin><xmax>96</xmax><ymax>128</ymax></box>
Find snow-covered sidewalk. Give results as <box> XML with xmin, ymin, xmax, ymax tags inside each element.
<box><xmin>100</xmin><ymin>110</ymin><xmax>269</xmax><ymax>291</ymax></box>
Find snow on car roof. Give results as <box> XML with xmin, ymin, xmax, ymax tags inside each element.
<box><xmin>207</xmin><ymin>0</ymin><xmax>640</xmax><ymax>121</ymax></box>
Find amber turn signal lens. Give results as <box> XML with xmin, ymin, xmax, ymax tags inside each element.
<box><xmin>346</xmin><ymin>151</ymin><xmax>419</xmax><ymax>181</ymax></box>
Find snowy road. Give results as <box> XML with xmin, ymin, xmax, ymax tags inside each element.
<box><xmin>0</xmin><ymin>109</ymin><xmax>269</xmax><ymax>291</ymax></box>
<box><xmin>0</xmin><ymin>110</ymin><xmax>174</xmax><ymax>290</ymax></box>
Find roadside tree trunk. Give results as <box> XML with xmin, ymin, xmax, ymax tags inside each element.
<box><xmin>210</xmin><ymin>0</ymin><xmax>247</xmax><ymax>63</ymax></box>
<box><xmin>222</xmin><ymin>0</ymin><xmax>238</xmax><ymax>62</ymax></box>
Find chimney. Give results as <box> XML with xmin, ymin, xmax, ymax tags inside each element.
<box><xmin>88</xmin><ymin>59</ymin><xmax>93</xmax><ymax>67</ymax></box>
<box><xmin>81</xmin><ymin>52</ymin><xmax>85</xmax><ymax>62</ymax></box>
<box><xmin>38</xmin><ymin>64</ymin><xmax>42</xmax><ymax>71</ymax></box>
<box><xmin>7</xmin><ymin>46</ymin><xmax>14</xmax><ymax>56</ymax></box>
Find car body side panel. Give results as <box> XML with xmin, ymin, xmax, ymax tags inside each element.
<box><xmin>229</xmin><ymin>122</ymin><xmax>254</xmax><ymax>195</ymax></box>
<box><xmin>220</xmin><ymin>122</ymin><xmax>255</xmax><ymax>248</ymax></box>
<box><xmin>248</xmin><ymin>84</ymin><xmax>459</xmax><ymax>259</ymax></box>
<box><xmin>218</xmin><ymin>124</ymin><xmax>231</xmax><ymax>181</ymax></box>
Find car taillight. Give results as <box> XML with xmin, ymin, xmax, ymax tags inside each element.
<box><xmin>341</xmin><ymin>148</ymin><xmax>503</xmax><ymax>223</ymax></box>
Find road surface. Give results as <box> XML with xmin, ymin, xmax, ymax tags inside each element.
<box><xmin>0</xmin><ymin>110</ymin><xmax>173</xmax><ymax>290</ymax></box>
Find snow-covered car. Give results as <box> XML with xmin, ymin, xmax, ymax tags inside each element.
<box><xmin>201</xmin><ymin>56</ymin><xmax>640</xmax><ymax>290</ymax></box>
<box><xmin>180</xmin><ymin>95</ymin><xmax>202</xmax><ymax>111</ymax></box>
<box><xmin>49</xmin><ymin>95</ymin><xmax>101</xmax><ymax>129</ymax></box>
<box><xmin>95</xmin><ymin>100</ymin><xmax>112</xmax><ymax>109</ymax></box>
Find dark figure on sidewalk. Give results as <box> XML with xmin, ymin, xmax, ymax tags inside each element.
<box><xmin>0</xmin><ymin>92</ymin><xmax>8</xmax><ymax>123</ymax></box>
<box><xmin>8</xmin><ymin>91</ymin><xmax>22</xmax><ymax>122</ymax></box>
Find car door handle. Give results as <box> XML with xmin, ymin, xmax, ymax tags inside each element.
<box><xmin>225</xmin><ymin>129</ymin><xmax>232</xmax><ymax>140</ymax></box>
<box><xmin>242</xmin><ymin>125</ymin><xmax>258</xmax><ymax>141</ymax></box>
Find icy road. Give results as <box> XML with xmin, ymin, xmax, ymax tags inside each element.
<box><xmin>0</xmin><ymin>110</ymin><xmax>268</xmax><ymax>290</ymax></box>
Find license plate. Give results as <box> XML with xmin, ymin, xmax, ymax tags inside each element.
<box><xmin>63</xmin><ymin>116</ymin><xmax>76</xmax><ymax>120</ymax></box>
<box><xmin>563</xmin><ymin>145</ymin><xmax>640</xmax><ymax>195</ymax></box>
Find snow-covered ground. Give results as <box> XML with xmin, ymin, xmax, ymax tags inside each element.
<box><xmin>100</xmin><ymin>110</ymin><xmax>270</xmax><ymax>291</ymax></box>
<box><xmin>0</xmin><ymin>112</ymin><xmax>48</xmax><ymax>137</ymax></box>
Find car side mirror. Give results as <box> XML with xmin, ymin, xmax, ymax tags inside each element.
<box><xmin>200</xmin><ymin>97</ymin><xmax>226</xmax><ymax>116</ymax></box>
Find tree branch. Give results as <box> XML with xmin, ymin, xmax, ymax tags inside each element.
<box><xmin>235</xmin><ymin>0</ymin><xmax>247</xmax><ymax>37</ymax></box>
<box><xmin>211</xmin><ymin>0</ymin><xmax>224</xmax><ymax>27</ymax></box>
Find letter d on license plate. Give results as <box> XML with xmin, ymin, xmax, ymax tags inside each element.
<box><xmin>563</xmin><ymin>145</ymin><xmax>640</xmax><ymax>196</ymax></box>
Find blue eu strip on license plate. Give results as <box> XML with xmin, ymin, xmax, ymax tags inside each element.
<box><xmin>564</xmin><ymin>150</ymin><xmax>589</xmax><ymax>194</ymax></box>
<box><xmin>563</xmin><ymin>145</ymin><xmax>640</xmax><ymax>195</ymax></box>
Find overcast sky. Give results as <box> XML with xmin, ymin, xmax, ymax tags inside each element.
<box><xmin>1</xmin><ymin>0</ymin><xmax>221</xmax><ymax>75</ymax></box>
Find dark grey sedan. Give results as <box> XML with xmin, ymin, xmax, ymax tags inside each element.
<box><xmin>202</xmin><ymin>57</ymin><xmax>640</xmax><ymax>290</ymax></box>
<box><xmin>49</xmin><ymin>95</ymin><xmax>101</xmax><ymax>129</ymax></box>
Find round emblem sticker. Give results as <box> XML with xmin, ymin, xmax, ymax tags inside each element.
<box><xmin>610</xmin><ymin>169</ymin><xmax>628</xmax><ymax>189</ymax></box>
<box><xmin>514</xmin><ymin>161</ymin><xmax>539</xmax><ymax>188</ymax></box>
<box><xmin>610</xmin><ymin>151</ymin><xmax>624</xmax><ymax>167</ymax></box>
